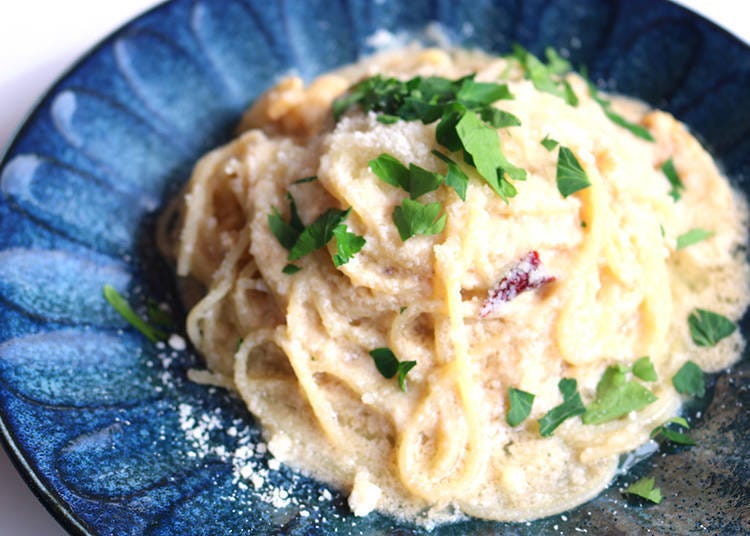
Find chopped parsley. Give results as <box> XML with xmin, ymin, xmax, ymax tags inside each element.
<box><xmin>688</xmin><ymin>309</ymin><xmax>736</xmax><ymax>347</ymax></box>
<box><xmin>541</xmin><ymin>135</ymin><xmax>559</xmax><ymax>151</ymax></box>
<box><xmin>369</xmin><ymin>153</ymin><xmax>409</xmax><ymax>188</ymax></box>
<box><xmin>556</xmin><ymin>146</ymin><xmax>591</xmax><ymax>197</ymax></box>
<box><xmin>392</xmin><ymin>199</ymin><xmax>446</xmax><ymax>241</ymax></box>
<box><xmin>455</xmin><ymin>111</ymin><xmax>526</xmax><ymax>202</ymax></box>
<box><xmin>292</xmin><ymin>175</ymin><xmax>318</xmax><ymax>184</ymax></box>
<box><xmin>512</xmin><ymin>44</ymin><xmax>577</xmax><ymax>105</ymax></box>
<box><xmin>432</xmin><ymin>150</ymin><xmax>469</xmax><ymax>200</ymax></box>
<box><xmin>676</xmin><ymin>228</ymin><xmax>714</xmax><ymax>250</ymax></box>
<box><xmin>623</xmin><ymin>477</ymin><xmax>663</xmax><ymax>504</ymax></box>
<box><xmin>538</xmin><ymin>378</ymin><xmax>586</xmax><ymax>436</ymax></box>
<box><xmin>672</xmin><ymin>361</ymin><xmax>705</xmax><ymax>397</ymax></box>
<box><xmin>661</xmin><ymin>158</ymin><xmax>684</xmax><ymax>201</ymax></box>
<box><xmin>582</xmin><ymin>68</ymin><xmax>654</xmax><ymax>141</ymax></box>
<box><xmin>331</xmin><ymin>224</ymin><xmax>366</xmax><ymax>266</ymax></box>
<box><xmin>582</xmin><ymin>362</ymin><xmax>658</xmax><ymax>425</ymax></box>
<box><xmin>632</xmin><ymin>356</ymin><xmax>658</xmax><ymax>382</ymax></box>
<box><xmin>103</xmin><ymin>285</ymin><xmax>166</xmax><ymax>343</ymax></box>
<box><xmin>333</xmin><ymin>73</ymin><xmax>513</xmax><ymax>124</ymax></box>
<box><xmin>650</xmin><ymin>417</ymin><xmax>695</xmax><ymax>446</ymax></box>
<box><xmin>369</xmin><ymin>347</ymin><xmax>417</xmax><ymax>392</ymax></box>
<box><xmin>282</xmin><ymin>263</ymin><xmax>302</xmax><ymax>275</ymax></box>
<box><xmin>269</xmin><ymin>193</ymin><xmax>365</xmax><ymax>268</ymax></box>
<box><xmin>506</xmin><ymin>387</ymin><xmax>535</xmax><ymax>427</ymax></box>
<box><xmin>334</xmin><ymin>72</ymin><xmax>525</xmax><ymax>203</ymax></box>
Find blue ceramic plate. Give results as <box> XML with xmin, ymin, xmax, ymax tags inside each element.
<box><xmin>1</xmin><ymin>1</ymin><xmax>748</xmax><ymax>534</ymax></box>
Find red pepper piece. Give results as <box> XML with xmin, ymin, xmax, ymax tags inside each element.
<box><xmin>479</xmin><ymin>251</ymin><xmax>555</xmax><ymax>317</ymax></box>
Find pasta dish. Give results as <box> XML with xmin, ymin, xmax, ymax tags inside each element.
<box><xmin>160</xmin><ymin>46</ymin><xmax>750</xmax><ymax>524</ymax></box>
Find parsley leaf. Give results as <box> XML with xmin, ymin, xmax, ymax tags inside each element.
<box><xmin>582</xmin><ymin>370</ymin><xmax>657</xmax><ymax>425</ymax></box>
<box><xmin>582</xmin><ymin>70</ymin><xmax>654</xmax><ymax>141</ymax></box>
<box><xmin>541</xmin><ymin>135</ymin><xmax>559</xmax><ymax>151</ymax></box>
<box><xmin>293</xmin><ymin>175</ymin><xmax>318</xmax><ymax>184</ymax></box>
<box><xmin>512</xmin><ymin>44</ymin><xmax>575</xmax><ymax>104</ymax></box>
<box><xmin>478</xmin><ymin>107</ymin><xmax>522</xmax><ymax>129</ymax></box>
<box><xmin>661</xmin><ymin>158</ymin><xmax>684</xmax><ymax>201</ymax></box>
<box><xmin>456</xmin><ymin>111</ymin><xmax>526</xmax><ymax>201</ymax></box>
<box><xmin>282</xmin><ymin>263</ymin><xmax>302</xmax><ymax>274</ymax></box>
<box><xmin>407</xmin><ymin>163</ymin><xmax>444</xmax><ymax>199</ymax></box>
<box><xmin>432</xmin><ymin>150</ymin><xmax>468</xmax><ymax>200</ymax></box>
<box><xmin>672</xmin><ymin>361</ymin><xmax>705</xmax><ymax>397</ymax></box>
<box><xmin>623</xmin><ymin>477</ymin><xmax>663</xmax><ymax>504</ymax></box>
<box><xmin>268</xmin><ymin>206</ymin><xmax>302</xmax><ymax>250</ymax></box>
<box><xmin>397</xmin><ymin>361</ymin><xmax>417</xmax><ymax>392</ymax></box>
<box><xmin>650</xmin><ymin>417</ymin><xmax>695</xmax><ymax>446</ymax></box>
<box><xmin>676</xmin><ymin>228</ymin><xmax>714</xmax><ymax>250</ymax></box>
<box><xmin>369</xmin><ymin>154</ymin><xmax>444</xmax><ymax>199</ymax></box>
<box><xmin>369</xmin><ymin>153</ymin><xmax>409</xmax><ymax>188</ymax></box>
<box><xmin>392</xmin><ymin>199</ymin><xmax>446</xmax><ymax>241</ymax></box>
<box><xmin>507</xmin><ymin>387</ymin><xmax>535</xmax><ymax>427</ymax></box>
<box><xmin>556</xmin><ymin>146</ymin><xmax>591</xmax><ymax>197</ymax></box>
<box><xmin>369</xmin><ymin>347</ymin><xmax>416</xmax><ymax>392</ymax></box>
<box><xmin>632</xmin><ymin>356</ymin><xmax>658</xmax><ymax>382</ymax></box>
<box><xmin>456</xmin><ymin>79</ymin><xmax>513</xmax><ymax>106</ymax></box>
<box><xmin>271</xmin><ymin>195</ymin><xmax>365</xmax><ymax>267</ymax></box>
<box><xmin>103</xmin><ymin>285</ymin><xmax>166</xmax><ymax>343</ymax></box>
<box><xmin>544</xmin><ymin>46</ymin><xmax>572</xmax><ymax>75</ymax></box>
<box><xmin>562</xmin><ymin>80</ymin><xmax>579</xmax><ymax>106</ymax></box>
<box><xmin>331</xmin><ymin>224</ymin><xmax>366</xmax><ymax>266</ymax></box>
<box><xmin>688</xmin><ymin>309</ymin><xmax>736</xmax><ymax>347</ymax></box>
<box><xmin>538</xmin><ymin>378</ymin><xmax>586</xmax><ymax>436</ymax></box>
<box><xmin>288</xmin><ymin>208</ymin><xmax>351</xmax><ymax>261</ymax></box>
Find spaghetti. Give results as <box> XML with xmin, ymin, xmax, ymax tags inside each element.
<box><xmin>161</xmin><ymin>47</ymin><xmax>750</xmax><ymax>524</ymax></box>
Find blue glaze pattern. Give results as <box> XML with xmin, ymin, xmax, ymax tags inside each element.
<box><xmin>0</xmin><ymin>1</ymin><xmax>748</xmax><ymax>535</ymax></box>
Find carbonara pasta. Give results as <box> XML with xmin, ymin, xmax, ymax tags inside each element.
<box><xmin>160</xmin><ymin>47</ymin><xmax>750</xmax><ymax>524</ymax></box>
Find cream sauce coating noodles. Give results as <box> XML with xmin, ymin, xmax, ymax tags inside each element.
<box><xmin>160</xmin><ymin>47</ymin><xmax>750</xmax><ymax>524</ymax></box>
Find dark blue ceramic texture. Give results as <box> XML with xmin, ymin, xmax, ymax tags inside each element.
<box><xmin>0</xmin><ymin>0</ymin><xmax>748</xmax><ymax>534</ymax></box>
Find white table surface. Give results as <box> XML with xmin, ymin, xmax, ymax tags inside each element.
<box><xmin>0</xmin><ymin>1</ymin><xmax>747</xmax><ymax>534</ymax></box>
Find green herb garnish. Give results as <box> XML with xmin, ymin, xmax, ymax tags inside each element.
<box><xmin>541</xmin><ymin>135</ymin><xmax>559</xmax><ymax>151</ymax></box>
<box><xmin>672</xmin><ymin>361</ymin><xmax>705</xmax><ymax>397</ymax></box>
<box><xmin>512</xmin><ymin>44</ymin><xmax>574</xmax><ymax>103</ymax></box>
<box><xmin>538</xmin><ymin>378</ymin><xmax>586</xmax><ymax>436</ymax></box>
<box><xmin>456</xmin><ymin>111</ymin><xmax>526</xmax><ymax>202</ymax></box>
<box><xmin>650</xmin><ymin>417</ymin><xmax>695</xmax><ymax>446</ymax></box>
<box><xmin>688</xmin><ymin>309</ymin><xmax>736</xmax><ymax>347</ymax></box>
<box><xmin>506</xmin><ymin>387</ymin><xmax>535</xmax><ymax>427</ymax></box>
<box><xmin>661</xmin><ymin>158</ymin><xmax>684</xmax><ymax>201</ymax></box>
<box><xmin>292</xmin><ymin>175</ymin><xmax>318</xmax><ymax>184</ymax></box>
<box><xmin>623</xmin><ymin>477</ymin><xmax>663</xmax><ymax>504</ymax></box>
<box><xmin>103</xmin><ymin>285</ymin><xmax>166</xmax><ymax>343</ymax></box>
<box><xmin>282</xmin><ymin>263</ymin><xmax>302</xmax><ymax>274</ymax></box>
<box><xmin>334</xmin><ymin>72</ymin><xmax>525</xmax><ymax>203</ymax></box>
<box><xmin>331</xmin><ymin>224</ymin><xmax>366</xmax><ymax>267</ymax></box>
<box><xmin>556</xmin><ymin>146</ymin><xmax>591</xmax><ymax>197</ymax></box>
<box><xmin>288</xmin><ymin>208</ymin><xmax>351</xmax><ymax>261</ymax></box>
<box><xmin>369</xmin><ymin>347</ymin><xmax>417</xmax><ymax>392</ymax></box>
<box><xmin>676</xmin><ymin>228</ymin><xmax>714</xmax><ymax>250</ymax></box>
<box><xmin>392</xmin><ymin>198</ymin><xmax>446</xmax><ymax>241</ymax></box>
<box><xmin>432</xmin><ymin>150</ymin><xmax>469</xmax><ymax>200</ymax></box>
<box><xmin>369</xmin><ymin>153</ymin><xmax>409</xmax><ymax>188</ymax></box>
<box><xmin>270</xmin><ymin>194</ymin><xmax>365</xmax><ymax>268</ymax></box>
<box><xmin>582</xmin><ymin>68</ymin><xmax>654</xmax><ymax>141</ymax></box>
<box><xmin>632</xmin><ymin>356</ymin><xmax>658</xmax><ymax>382</ymax></box>
<box><xmin>582</xmin><ymin>363</ymin><xmax>657</xmax><ymax>425</ymax></box>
